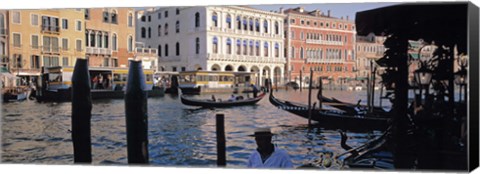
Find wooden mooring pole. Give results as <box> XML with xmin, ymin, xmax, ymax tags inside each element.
<box><xmin>125</xmin><ymin>60</ymin><xmax>149</xmax><ymax>164</ymax></box>
<box><xmin>300</xmin><ymin>70</ymin><xmax>303</xmax><ymax>92</ymax></box>
<box><xmin>71</xmin><ymin>58</ymin><xmax>92</xmax><ymax>163</ymax></box>
<box><xmin>318</xmin><ymin>77</ymin><xmax>323</xmax><ymax>110</ymax></box>
<box><xmin>308</xmin><ymin>69</ymin><xmax>313</xmax><ymax>127</ymax></box>
<box><xmin>216</xmin><ymin>113</ymin><xmax>226</xmax><ymax>166</ymax></box>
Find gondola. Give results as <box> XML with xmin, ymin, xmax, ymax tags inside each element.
<box><xmin>181</xmin><ymin>93</ymin><xmax>266</xmax><ymax>108</ymax></box>
<box><xmin>319</xmin><ymin>96</ymin><xmax>387</xmax><ymax>115</ymax></box>
<box><xmin>269</xmin><ymin>90</ymin><xmax>390</xmax><ymax>130</ymax></box>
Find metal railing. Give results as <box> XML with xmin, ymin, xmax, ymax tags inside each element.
<box><xmin>41</xmin><ymin>46</ymin><xmax>60</xmax><ymax>54</ymax></box>
<box><xmin>305</xmin><ymin>58</ymin><xmax>344</xmax><ymax>64</ymax></box>
<box><xmin>86</xmin><ymin>47</ymin><xmax>112</xmax><ymax>55</ymax></box>
<box><xmin>207</xmin><ymin>53</ymin><xmax>286</xmax><ymax>64</ymax></box>
<box><xmin>306</xmin><ymin>39</ymin><xmax>344</xmax><ymax>46</ymax></box>
<box><xmin>135</xmin><ymin>47</ymin><xmax>158</xmax><ymax>56</ymax></box>
<box><xmin>41</xmin><ymin>25</ymin><xmax>60</xmax><ymax>34</ymax></box>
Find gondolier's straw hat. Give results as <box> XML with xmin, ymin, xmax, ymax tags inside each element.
<box><xmin>248</xmin><ymin>128</ymin><xmax>275</xmax><ymax>137</ymax></box>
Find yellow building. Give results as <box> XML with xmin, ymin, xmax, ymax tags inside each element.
<box><xmin>7</xmin><ymin>9</ymin><xmax>85</xmax><ymax>85</ymax></box>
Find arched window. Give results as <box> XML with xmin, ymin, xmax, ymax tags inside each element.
<box><xmin>111</xmin><ymin>10</ymin><xmax>118</xmax><ymax>24</ymax></box>
<box><xmin>242</xmin><ymin>17</ymin><xmax>247</xmax><ymax>30</ymax></box>
<box><xmin>128</xmin><ymin>36</ymin><xmax>133</xmax><ymax>52</ymax></box>
<box><xmin>243</xmin><ymin>40</ymin><xmax>247</xmax><ymax>55</ymax></box>
<box><xmin>175</xmin><ymin>21</ymin><xmax>180</xmax><ymax>33</ymax></box>
<box><xmin>212</xmin><ymin>37</ymin><xmax>218</xmax><ymax>54</ymax></box>
<box><xmin>249</xmin><ymin>18</ymin><xmax>253</xmax><ymax>31</ymax></box>
<box><xmin>236</xmin><ymin>39</ymin><xmax>241</xmax><ymax>55</ymax></box>
<box><xmin>291</xmin><ymin>47</ymin><xmax>295</xmax><ymax>58</ymax></box>
<box><xmin>195</xmin><ymin>12</ymin><xmax>200</xmax><ymax>27</ymax></box>
<box><xmin>275</xmin><ymin>21</ymin><xmax>279</xmax><ymax>35</ymax></box>
<box><xmin>90</xmin><ymin>32</ymin><xmax>95</xmax><ymax>47</ymax></box>
<box><xmin>275</xmin><ymin>43</ymin><xmax>279</xmax><ymax>57</ymax></box>
<box><xmin>164</xmin><ymin>23</ymin><xmax>168</xmax><ymax>35</ymax></box>
<box><xmin>255</xmin><ymin>19</ymin><xmax>260</xmax><ymax>32</ymax></box>
<box><xmin>158</xmin><ymin>25</ymin><xmax>161</xmax><ymax>36</ymax></box>
<box><xmin>165</xmin><ymin>44</ymin><xmax>169</xmax><ymax>56</ymax></box>
<box><xmin>226</xmin><ymin>38</ymin><xmax>232</xmax><ymax>54</ymax></box>
<box><xmin>249</xmin><ymin>40</ymin><xmax>254</xmax><ymax>56</ymax></box>
<box><xmin>176</xmin><ymin>42</ymin><xmax>180</xmax><ymax>56</ymax></box>
<box><xmin>236</xmin><ymin>16</ymin><xmax>241</xmax><ymax>30</ymax></box>
<box><xmin>141</xmin><ymin>27</ymin><xmax>146</xmax><ymax>38</ymax></box>
<box><xmin>158</xmin><ymin>45</ymin><xmax>162</xmax><ymax>57</ymax></box>
<box><xmin>195</xmin><ymin>37</ymin><xmax>200</xmax><ymax>54</ymax></box>
<box><xmin>226</xmin><ymin>14</ymin><xmax>232</xmax><ymax>29</ymax></box>
<box><xmin>97</xmin><ymin>32</ymin><xmax>102</xmax><ymax>48</ymax></box>
<box><xmin>148</xmin><ymin>27</ymin><xmax>151</xmax><ymax>38</ymax></box>
<box><xmin>264</xmin><ymin>42</ymin><xmax>269</xmax><ymax>57</ymax></box>
<box><xmin>212</xmin><ymin>12</ymin><xmax>218</xmax><ymax>27</ymax></box>
<box><xmin>128</xmin><ymin>13</ymin><xmax>133</xmax><ymax>27</ymax></box>
<box><xmin>263</xmin><ymin>20</ymin><xmax>268</xmax><ymax>33</ymax></box>
<box><xmin>300</xmin><ymin>47</ymin><xmax>304</xmax><ymax>59</ymax></box>
<box><xmin>112</xmin><ymin>34</ymin><xmax>117</xmax><ymax>51</ymax></box>
<box><xmin>255</xmin><ymin>41</ymin><xmax>260</xmax><ymax>56</ymax></box>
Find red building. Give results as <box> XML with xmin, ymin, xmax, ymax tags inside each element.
<box><xmin>283</xmin><ymin>7</ymin><xmax>356</xmax><ymax>88</ymax></box>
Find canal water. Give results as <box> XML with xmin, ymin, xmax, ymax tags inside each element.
<box><xmin>1</xmin><ymin>89</ymin><xmax>390</xmax><ymax>168</ymax></box>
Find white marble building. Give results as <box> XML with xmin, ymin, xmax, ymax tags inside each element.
<box><xmin>136</xmin><ymin>6</ymin><xmax>286</xmax><ymax>85</ymax></box>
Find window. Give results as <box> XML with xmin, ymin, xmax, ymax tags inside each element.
<box><xmin>141</xmin><ymin>15</ymin><xmax>146</xmax><ymax>22</ymax></box>
<box><xmin>13</xmin><ymin>11</ymin><xmax>20</xmax><ymax>24</ymax></box>
<box><xmin>242</xmin><ymin>17</ymin><xmax>247</xmax><ymax>30</ymax></box>
<box><xmin>30</xmin><ymin>55</ymin><xmax>40</xmax><ymax>69</ymax></box>
<box><xmin>103</xmin><ymin>11</ymin><xmax>109</xmax><ymax>23</ymax></box>
<box><xmin>176</xmin><ymin>8</ymin><xmax>180</xmax><ymax>15</ymax></box>
<box><xmin>62</xmin><ymin>19</ymin><xmax>68</xmax><ymax>29</ymax></box>
<box><xmin>242</xmin><ymin>40</ymin><xmax>247</xmax><ymax>55</ymax></box>
<box><xmin>128</xmin><ymin>13</ymin><xmax>133</xmax><ymax>27</ymax></box>
<box><xmin>291</xmin><ymin>47</ymin><xmax>295</xmax><ymax>58</ymax></box>
<box><xmin>158</xmin><ymin>45</ymin><xmax>162</xmax><ymax>57</ymax></box>
<box><xmin>41</xmin><ymin>16</ymin><xmax>59</xmax><ymax>33</ymax></box>
<box><xmin>0</xmin><ymin>14</ymin><xmax>4</xmax><ymax>34</ymax></box>
<box><xmin>96</xmin><ymin>33</ymin><xmax>102</xmax><ymax>48</ymax></box>
<box><xmin>165</xmin><ymin>11</ymin><xmax>168</xmax><ymax>18</ymax></box>
<box><xmin>76</xmin><ymin>21</ymin><xmax>82</xmax><ymax>31</ymax></box>
<box><xmin>255</xmin><ymin>41</ymin><xmax>260</xmax><ymax>56</ymax></box>
<box><xmin>85</xmin><ymin>9</ymin><xmax>90</xmax><ymax>20</ymax></box>
<box><xmin>141</xmin><ymin>27</ymin><xmax>146</xmax><ymax>38</ymax></box>
<box><xmin>112</xmin><ymin>58</ymin><xmax>118</xmax><ymax>67</ymax></box>
<box><xmin>104</xmin><ymin>34</ymin><xmax>108</xmax><ymax>48</ymax></box>
<box><xmin>226</xmin><ymin>38</ymin><xmax>231</xmax><ymax>54</ymax></box>
<box><xmin>306</xmin><ymin>21</ymin><xmax>310</xmax><ymax>25</ymax></box>
<box><xmin>13</xmin><ymin>33</ymin><xmax>21</xmax><ymax>47</ymax></box>
<box><xmin>175</xmin><ymin>42</ymin><xmax>180</xmax><ymax>56</ymax></box>
<box><xmin>76</xmin><ymin>39</ymin><xmax>82</xmax><ymax>51</ymax></box>
<box><xmin>236</xmin><ymin>39</ymin><xmax>241</xmax><ymax>55</ymax></box>
<box><xmin>164</xmin><ymin>44</ymin><xmax>169</xmax><ymax>56</ymax></box>
<box><xmin>255</xmin><ymin>19</ymin><xmax>260</xmax><ymax>32</ymax></box>
<box><xmin>175</xmin><ymin>21</ymin><xmax>179</xmax><ymax>33</ymax></box>
<box><xmin>104</xmin><ymin>58</ymin><xmax>110</xmax><ymax>67</ymax></box>
<box><xmin>31</xmin><ymin>14</ymin><xmax>38</xmax><ymax>26</ymax></box>
<box><xmin>249</xmin><ymin>18</ymin><xmax>253</xmax><ymax>31</ymax></box>
<box><xmin>181</xmin><ymin>67</ymin><xmax>186</xmax><ymax>72</ymax></box>
<box><xmin>195</xmin><ymin>12</ymin><xmax>200</xmax><ymax>27</ymax></box>
<box><xmin>164</xmin><ymin>23</ymin><xmax>168</xmax><ymax>35</ymax></box>
<box><xmin>13</xmin><ymin>54</ymin><xmax>22</xmax><ymax>68</ymax></box>
<box><xmin>264</xmin><ymin>42</ymin><xmax>269</xmax><ymax>57</ymax></box>
<box><xmin>249</xmin><ymin>40</ymin><xmax>254</xmax><ymax>56</ymax></box>
<box><xmin>172</xmin><ymin>66</ymin><xmax>176</xmax><ymax>72</ymax></box>
<box><xmin>236</xmin><ymin>16</ymin><xmax>241</xmax><ymax>30</ymax></box>
<box><xmin>112</xmin><ymin>34</ymin><xmax>117</xmax><ymax>50</ymax></box>
<box><xmin>300</xmin><ymin>47</ymin><xmax>304</xmax><ymax>59</ymax></box>
<box><xmin>196</xmin><ymin>37</ymin><xmax>200</xmax><ymax>54</ymax></box>
<box><xmin>275</xmin><ymin>43</ymin><xmax>279</xmax><ymax>57</ymax></box>
<box><xmin>263</xmin><ymin>20</ymin><xmax>268</xmax><ymax>33</ymax></box>
<box><xmin>127</xmin><ymin>36</ymin><xmax>133</xmax><ymax>52</ymax></box>
<box><xmin>62</xmin><ymin>57</ymin><xmax>69</xmax><ymax>66</ymax></box>
<box><xmin>212</xmin><ymin>37</ymin><xmax>218</xmax><ymax>54</ymax></box>
<box><xmin>212</xmin><ymin>12</ymin><xmax>218</xmax><ymax>27</ymax></box>
<box><xmin>62</xmin><ymin>38</ymin><xmax>68</xmax><ymax>51</ymax></box>
<box><xmin>275</xmin><ymin>21</ymin><xmax>279</xmax><ymax>34</ymax></box>
<box><xmin>111</xmin><ymin>11</ymin><xmax>118</xmax><ymax>24</ymax></box>
<box><xmin>226</xmin><ymin>15</ymin><xmax>232</xmax><ymax>28</ymax></box>
<box><xmin>158</xmin><ymin>12</ymin><xmax>161</xmax><ymax>19</ymax></box>
<box><xmin>148</xmin><ymin>27</ymin><xmax>151</xmax><ymax>38</ymax></box>
<box><xmin>148</xmin><ymin>15</ymin><xmax>151</xmax><ymax>22</ymax></box>
<box><xmin>31</xmin><ymin>35</ymin><xmax>39</xmax><ymax>49</ymax></box>
<box><xmin>301</xmin><ymin>32</ymin><xmax>304</xmax><ymax>40</ymax></box>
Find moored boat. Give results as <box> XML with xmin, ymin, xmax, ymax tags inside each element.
<box><xmin>181</xmin><ymin>93</ymin><xmax>265</xmax><ymax>108</ymax></box>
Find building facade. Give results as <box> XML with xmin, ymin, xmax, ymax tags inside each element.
<box><xmin>84</xmin><ymin>8</ymin><xmax>142</xmax><ymax>68</ymax></box>
<box><xmin>355</xmin><ymin>32</ymin><xmax>386</xmax><ymax>84</ymax></box>
<box><xmin>136</xmin><ymin>6</ymin><xmax>286</xmax><ymax>85</ymax></box>
<box><xmin>284</xmin><ymin>7</ymin><xmax>356</xmax><ymax>88</ymax></box>
<box><xmin>1</xmin><ymin>10</ymin><xmax>8</xmax><ymax>69</ymax></box>
<box><xmin>6</xmin><ymin>9</ymin><xmax>85</xmax><ymax>85</ymax></box>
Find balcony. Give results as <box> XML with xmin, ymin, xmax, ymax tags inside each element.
<box><xmin>306</xmin><ymin>39</ymin><xmax>344</xmax><ymax>46</ymax></box>
<box><xmin>159</xmin><ymin>56</ymin><xmax>181</xmax><ymax>62</ymax></box>
<box><xmin>135</xmin><ymin>47</ymin><xmax>158</xmax><ymax>57</ymax></box>
<box><xmin>305</xmin><ymin>58</ymin><xmax>344</xmax><ymax>64</ymax></box>
<box><xmin>0</xmin><ymin>28</ymin><xmax>7</xmax><ymax>36</ymax></box>
<box><xmin>41</xmin><ymin>25</ymin><xmax>60</xmax><ymax>34</ymax></box>
<box><xmin>207</xmin><ymin>53</ymin><xmax>286</xmax><ymax>64</ymax></box>
<box><xmin>41</xmin><ymin>46</ymin><xmax>60</xmax><ymax>54</ymax></box>
<box><xmin>86</xmin><ymin>47</ymin><xmax>112</xmax><ymax>55</ymax></box>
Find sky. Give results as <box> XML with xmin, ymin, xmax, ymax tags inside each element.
<box><xmin>250</xmin><ymin>2</ymin><xmax>400</xmax><ymax>20</ymax></box>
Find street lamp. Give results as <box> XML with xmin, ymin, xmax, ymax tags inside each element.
<box><xmin>413</xmin><ymin>43</ymin><xmax>435</xmax><ymax>105</ymax></box>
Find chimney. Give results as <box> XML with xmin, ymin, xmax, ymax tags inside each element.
<box><xmin>327</xmin><ymin>10</ymin><xmax>330</xmax><ymax>17</ymax></box>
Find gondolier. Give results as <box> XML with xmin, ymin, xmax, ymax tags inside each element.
<box><xmin>251</xmin><ymin>84</ymin><xmax>259</xmax><ymax>98</ymax></box>
<box><xmin>247</xmin><ymin>128</ymin><xmax>293</xmax><ymax>168</ymax></box>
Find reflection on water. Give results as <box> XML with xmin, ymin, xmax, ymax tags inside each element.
<box><xmin>2</xmin><ymin>90</ymin><xmax>387</xmax><ymax>168</ymax></box>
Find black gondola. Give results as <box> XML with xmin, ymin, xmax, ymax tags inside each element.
<box><xmin>181</xmin><ymin>93</ymin><xmax>266</xmax><ymax>108</ymax></box>
<box><xmin>269</xmin><ymin>91</ymin><xmax>390</xmax><ymax>130</ymax></box>
<box><xmin>320</xmin><ymin>96</ymin><xmax>387</xmax><ymax>115</ymax></box>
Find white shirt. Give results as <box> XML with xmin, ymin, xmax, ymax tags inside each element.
<box><xmin>247</xmin><ymin>147</ymin><xmax>294</xmax><ymax>168</ymax></box>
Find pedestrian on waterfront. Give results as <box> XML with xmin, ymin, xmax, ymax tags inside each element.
<box><xmin>247</xmin><ymin>128</ymin><xmax>293</xmax><ymax>168</ymax></box>
<box><xmin>97</xmin><ymin>74</ymin><xmax>104</xmax><ymax>89</ymax></box>
<box><xmin>92</xmin><ymin>75</ymin><xmax>98</xmax><ymax>89</ymax></box>
<box><xmin>251</xmin><ymin>84</ymin><xmax>259</xmax><ymax>98</ymax></box>
<box><xmin>228</xmin><ymin>94</ymin><xmax>236</xmax><ymax>102</ymax></box>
